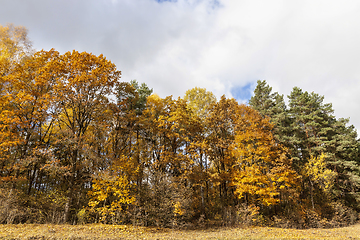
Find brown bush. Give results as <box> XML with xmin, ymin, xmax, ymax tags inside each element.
<box><xmin>0</xmin><ymin>188</ymin><xmax>25</xmax><ymax>224</ymax></box>
<box><xmin>329</xmin><ymin>201</ymin><xmax>358</xmax><ymax>227</ymax></box>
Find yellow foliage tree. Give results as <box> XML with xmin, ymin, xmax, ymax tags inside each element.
<box><xmin>88</xmin><ymin>156</ymin><xmax>135</xmax><ymax>223</ymax></box>
<box><xmin>231</xmin><ymin>105</ymin><xmax>299</xmax><ymax>206</ymax></box>
<box><xmin>304</xmin><ymin>153</ymin><xmax>336</xmax><ymax>209</ymax></box>
<box><xmin>184</xmin><ymin>87</ymin><xmax>216</xmax><ymax>119</ymax></box>
<box><xmin>48</xmin><ymin>50</ymin><xmax>121</xmax><ymax>222</ymax></box>
<box><xmin>0</xmin><ymin>23</ymin><xmax>32</xmax><ymax>65</ymax></box>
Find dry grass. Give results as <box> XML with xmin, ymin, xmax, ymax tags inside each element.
<box><xmin>0</xmin><ymin>223</ymin><xmax>360</xmax><ymax>239</ymax></box>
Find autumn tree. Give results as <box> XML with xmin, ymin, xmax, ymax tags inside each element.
<box><xmin>102</xmin><ymin>80</ymin><xmax>153</xmax><ymax>223</ymax></box>
<box><xmin>303</xmin><ymin>153</ymin><xmax>336</xmax><ymax>209</ymax></box>
<box><xmin>110</xmin><ymin>80</ymin><xmax>153</xmax><ymax>179</ymax></box>
<box><xmin>87</xmin><ymin>155</ymin><xmax>135</xmax><ymax>223</ymax></box>
<box><xmin>0</xmin><ymin>50</ymin><xmax>60</xmax><ymax>196</ymax></box>
<box><xmin>205</xmin><ymin>96</ymin><xmax>239</xmax><ymax>217</ymax></box>
<box><xmin>182</xmin><ymin>87</ymin><xmax>216</xmax><ymax>217</ymax></box>
<box><xmin>0</xmin><ymin>24</ymin><xmax>32</xmax><ymax>60</ymax></box>
<box><xmin>0</xmin><ymin>24</ymin><xmax>35</xmax><ymax>184</ymax></box>
<box><xmin>231</xmin><ymin>104</ymin><xmax>298</xmax><ymax>208</ymax></box>
<box><xmin>184</xmin><ymin>87</ymin><xmax>216</xmax><ymax>119</ymax></box>
<box><xmin>123</xmin><ymin>94</ymin><xmax>196</xmax><ymax>226</ymax></box>
<box><xmin>49</xmin><ymin>50</ymin><xmax>121</xmax><ymax>223</ymax></box>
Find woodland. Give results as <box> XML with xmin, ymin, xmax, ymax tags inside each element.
<box><xmin>1</xmin><ymin>24</ymin><xmax>360</xmax><ymax>229</ymax></box>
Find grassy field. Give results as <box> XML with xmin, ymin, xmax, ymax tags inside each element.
<box><xmin>0</xmin><ymin>223</ymin><xmax>360</xmax><ymax>239</ymax></box>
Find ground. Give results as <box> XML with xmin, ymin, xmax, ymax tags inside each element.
<box><xmin>0</xmin><ymin>223</ymin><xmax>360</xmax><ymax>239</ymax></box>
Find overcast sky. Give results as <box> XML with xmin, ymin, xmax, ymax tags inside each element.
<box><xmin>1</xmin><ymin>0</ymin><xmax>360</xmax><ymax>131</ymax></box>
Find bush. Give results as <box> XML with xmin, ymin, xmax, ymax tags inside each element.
<box><xmin>236</xmin><ymin>204</ymin><xmax>261</xmax><ymax>227</ymax></box>
<box><xmin>0</xmin><ymin>188</ymin><xmax>25</xmax><ymax>224</ymax></box>
<box><xmin>133</xmin><ymin>173</ymin><xmax>193</xmax><ymax>228</ymax></box>
<box><xmin>329</xmin><ymin>201</ymin><xmax>358</xmax><ymax>227</ymax></box>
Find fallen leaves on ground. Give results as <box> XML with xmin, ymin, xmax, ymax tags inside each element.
<box><xmin>0</xmin><ymin>223</ymin><xmax>360</xmax><ymax>239</ymax></box>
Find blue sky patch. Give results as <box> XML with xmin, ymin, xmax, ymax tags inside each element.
<box><xmin>230</xmin><ymin>82</ymin><xmax>255</xmax><ymax>103</ymax></box>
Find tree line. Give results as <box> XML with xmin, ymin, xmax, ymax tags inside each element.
<box><xmin>1</xmin><ymin>24</ymin><xmax>360</xmax><ymax>228</ymax></box>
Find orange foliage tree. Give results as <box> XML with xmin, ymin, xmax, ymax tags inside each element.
<box><xmin>0</xmin><ymin>50</ymin><xmax>59</xmax><ymax>192</ymax></box>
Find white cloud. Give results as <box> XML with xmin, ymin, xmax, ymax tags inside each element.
<box><xmin>1</xmin><ymin>0</ymin><xmax>360</xmax><ymax>130</ymax></box>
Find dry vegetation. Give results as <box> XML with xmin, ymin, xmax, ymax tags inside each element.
<box><xmin>0</xmin><ymin>224</ymin><xmax>360</xmax><ymax>240</ymax></box>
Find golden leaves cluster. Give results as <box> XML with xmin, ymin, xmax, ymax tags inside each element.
<box><xmin>231</xmin><ymin>105</ymin><xmax>299</xmax><ymax>206</ymax></box>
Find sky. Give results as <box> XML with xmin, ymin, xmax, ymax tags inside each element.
<box><xmin>1</xmin><ymin>0</ymin><xmax>360</xmax><ymax>131</ymax></box>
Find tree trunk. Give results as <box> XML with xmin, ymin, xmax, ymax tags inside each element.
<box><xmin>64</xmin><ymin>150</ymin><xmax>78</xmax><ymax>223</ymax></box>
<box><xmin>310</xmin><ymin>179</ymin><xmax>314</xmax><ymax>210</ymax></box>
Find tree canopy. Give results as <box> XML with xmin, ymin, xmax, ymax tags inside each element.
<box><xmin>1</xmin><ymin>25</ymin><xmax>360</xmax><ymax>228</ymax></box>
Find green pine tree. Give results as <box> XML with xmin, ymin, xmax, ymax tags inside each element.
<box><xmin>249</xmin><ymin>80</ymin><xmax>291</xmax><ymax>149</ymax></box>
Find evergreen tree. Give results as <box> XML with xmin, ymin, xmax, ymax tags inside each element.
<box><xmin>328</xmin><ymin>118</ymin><xmax>360</xmax><ymax>209</ymax></box>
<box><xmin>249</xmin><ymin>80</ymin><xmax>291</xmax><ymax>149</ymax></box>
<box><xmin>287</xmin><ymin>87</ymin><xmax>335</xmax><ymax>166</ymax></box>
<box><xmin>287</xmin><ymin>87</ymin><xmax>360</xmax><ymax>211</ymax></box>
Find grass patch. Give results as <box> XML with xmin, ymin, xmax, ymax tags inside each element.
<box><xmin>0</xmin><ymin>223</ymin><xmax>360</xmax><ymax>239</ymax></box>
